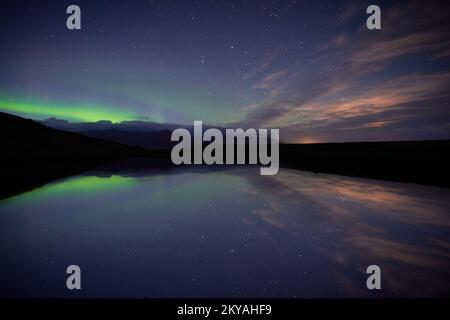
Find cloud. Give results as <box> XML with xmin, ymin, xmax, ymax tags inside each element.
<box><xmin>241</xmin><ymin>43</ymin><xmax>285</xmax><ymax>81</ymax></box>
<box><xmin>350</xmin><ymin>32</ymin><xmax>445</xmax><ymax>65</ymax></box>
<box><xmin>236</xmin><ymin>1</ymin><xmax>450</xmax><ymax>142</ymax></box>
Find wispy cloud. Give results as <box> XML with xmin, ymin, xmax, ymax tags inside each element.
<box><xmin>237</xmin><ymin>1</ymin><xmax>450</xmax><ymax>142</ymax></box>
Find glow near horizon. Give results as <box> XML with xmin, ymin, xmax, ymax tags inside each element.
<box><xmin>0</xmin><ymin>98</ymin><xmax>139</xmax><ymax>123</ymax></box>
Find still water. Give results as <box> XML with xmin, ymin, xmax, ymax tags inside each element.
<box><xmin>1</xmin><ymin>166</ymin><xmax>449</xmax><ymax>298</ymax></box>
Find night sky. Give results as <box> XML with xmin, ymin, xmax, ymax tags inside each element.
<box><xmin>1</xmin><ymin>0</ymin><xmax>450</xmax><ymax>142</ymax></box>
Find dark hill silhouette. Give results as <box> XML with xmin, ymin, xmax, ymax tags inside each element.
<box><xmin>280</xmin><ymin>141</ymin><xmax>450</xmax><ymax>188</ymax></box>
<box><xmin>0</xmin><ymin>112</ymin><xmax>168</xmax><ymax>198</ymax></box>
<box><xmin>1</xmin><ymin>112</ymin><xmax>450</xmax><ymax>199</ymax></box>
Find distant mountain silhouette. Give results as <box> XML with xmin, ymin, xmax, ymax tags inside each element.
<box><xmin>40</xmin><ymin>118</ymin><xmax>183</xmax><ymax>148</ymax></box>
<box><xmin>40</xmin><ymin>117</ymin><xmax>180</xmax><ymax>133</ymax></box>
<box><xmin>79</xmin><ymin>129</ymin><xmax>175</xmax><ymax>149</ymax></box>
<box><xmin>40</xmin><ymin>117</ymin><xmax>223</xmax><ymax>149</ymax></box>
<box><xmin>0</xmin><ymin>112</ymin><xmax>167</xmax><ymax>198</ymax></box>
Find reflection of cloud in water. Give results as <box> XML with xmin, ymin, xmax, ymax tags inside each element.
<box><xmin>2</xmin><ymin>165</ymin><xmax>448</xmax><ymax>297</ymax></box>
<box><xmin>238</xmin><ymin>169</ymin><xmax>450</xmax><ymax>297</ymax></box>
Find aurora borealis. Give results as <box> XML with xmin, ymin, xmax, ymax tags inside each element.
<box><xmin>0</xmin><ymin>98</ymin><xmax>137</xmax><ymax>122</ymax></box>
<box><xmin>1</xmin><ymin>0</ymin><xmax>450</xmax><ymax>142</ymax></box>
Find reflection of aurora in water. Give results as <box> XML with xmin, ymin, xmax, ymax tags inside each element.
<box><xmin>3</xmin><ymin>175</ymin><xmax>138</xmax><ymax>201</ymax></box>
<box><xmin>0</xmin><ymin>168</ymin><xmax>449</xmax><ymax>298</ymax></box>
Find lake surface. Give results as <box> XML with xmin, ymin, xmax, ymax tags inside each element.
<box><xmin>1</xmin><ymin>166</ymin><xmax>449</xmax><ymax>298</ymax></box>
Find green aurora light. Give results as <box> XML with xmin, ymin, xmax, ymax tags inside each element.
<box><xmin>0</xmin><ymin>98</ymin><xmax>138</xmax><ymax>123</ymax></box>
